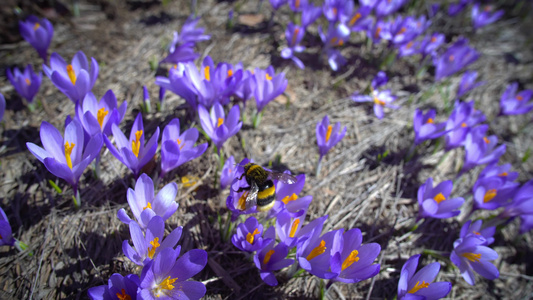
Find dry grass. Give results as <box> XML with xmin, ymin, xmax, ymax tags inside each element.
<box><xmin>0</xmin><ymin>0</ymin><xmax>533</xmax><ymax>299</ymax></box>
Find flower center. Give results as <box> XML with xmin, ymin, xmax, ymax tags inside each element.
<box><xmin>483</xmin><ymin>189</ymin><xmax>497</xmax><ymax>203</ymax></box>
<box><xmin>176</xmin><ymin>138</ymin><xmax>185</xmax><ymax>150</ymax></box>
<box><xmin>449</xmin><ymin>55</ymin><xmax>455</xmax><ymax>62</ymax></box>
<box><xmin>266</xmin><ymin>73</ymin><xmax>273</xmax><ymax>81</ymax></box>
<box><xmin>217</xmin><ymin>117</ymin><xmax>224</xmax><ymax>127</ymax></box>
<box><xmin>461</xmin><ymin>122</ymin><xmax>467</xmax><ymax>128</ymax></box>
<box><xmin>291</xmin><ymin>28</ymin><xmax>300</xmax><ymax>46</ymax></box>
<box><xmin>295</xmin><ymin>0</ymin><xmax>300</xmax><ymax>8</ymax></box>
<box><xmin>227</xmin><ymin>69</ymin><xmax>233</xmax><ymax>77</ymax></box>
<box><xmin>66</xmin><ymin>64</ymin><xmax>77</xmax><ymax>85</ymax></box>
<box><xmin>34</xmin><ymin>23</ymin><xmax>41</xmax><ymax>30</ymax></box>
<box><xmin>306</xmin><ymin>240</ymin><xmax>327</xmax><ymax>261</ymax></box>
<box><xmin>461</xmin><ymin>252</ymin><xmax>481</xmax><ymax>262</ymax></box>
<box><xmin>325</xmin><ymin>125</ymin><xmax>333</xmax><ymax>142</ymax></box>
<box><xmin>131</xmin><ymin>130</ymin><xmax>143</xmax><ymax>158</ymax></box>
<box><xmin>375</xmin><ymin>26</ymin><xmax>382</xmax><ymax>38</ymax></box>
<box><xmin>431</xmin><ymin>36</ymin><xmax>437</xmax><ymax>43</ymax></box>
<box><xmin>498</xmin><ymin>172</ymin><xmax>508</xmax><ymax>177</ymax></box>
<box><xmin>426</xmin><ymin>118</ymin><xmax>434</xmax><ymax>124</ymax></box>
<box><xmin>349</xmin><ymin>13</ymin><xmax>361</xmax><ymax>26</ymax></box>
<box><xmin>246</xmin><ymin>228</ymin><xmax>260</xmax><ymax>245</ymax></box>
<box><xmin>433</xmin><ymin>193</ymin><xmax>446</xmax><ymax>204</ymax></box>
<box><xmin>289</xmin><ymin>219</ymin><xmax>300</xmax><ymax>238</ymax></box>
<box><xmin>408</xmin><ymin>281</ymin><xmax>430</xmax><ymax>294</ymax></box>
<box><xmin>64</xmin><ymin>141</ymin><xmax>75</xmax><ymax>169</ymax></box>
<box><xmin>483</xmin><ymin>137</ymin><xmax>490</xmax><ymax>144</ymax></box>
<box><xmin>116</xmin><ymin>289</ymin><xmax>131</xmax><ymax>300</ymax></box>
<box><xmin>341</xmin><ymin>250</ymin><xmax>360</xmax><ymax>271</ymax></box>
<box><xmin>25</xmin><ymin>78</ymin><xmax>31</xmax><ymax>86</ymax></box>
<box><xmin>397</xmin><ymin>27</ymin><xmax>407</xmax><ymax>35</ymax></box>
<box><xmin>263</xmin><ymin>249</ymin><xmax>275</xmax><ymax>265</ymax></box>
<box><xmin>282</xmin><ymin>193</ymin><xmax>298</xmax><ymax>205</ymax></box>
<box><xmin>204</xmin><ymin>66</ymin><xmax>210</xmax><ymax>81</ymax></box>
<box><xmin>148</xmin><ymin>237</ymin><xmax>160</xmax><ymax>259</ymax></box>
<box><xmin>237</xmin><ymin>191</ymin><xmax>248</xmax><ymax>210</ymax></box>
<box><xmin>153</xmin><ymin>276</ymin><xmax>178</xmax><ymax>297</ymax></box>
<box><xmin>143</xmin><ymin>202</ymin><xmax>152</xmax><ymax>210</ymax></box>
<box><xmin>516</xmin><ymin>95</ymin><xmax>524</xmax><ymax>101</ymax></box>
<box><xmin>97</xmin><ymin>108</ymin><xmax>109</xmax><ymax>129</ymax></box>
<box><xmin>405</xmin><ymin>41</ymin><xmax>414</xmax><ymax>49</ymax></box>
<box><xmin>374</xmin><ymin>96</ymin><xmax>386</xmax><ymax>106</ymax></box>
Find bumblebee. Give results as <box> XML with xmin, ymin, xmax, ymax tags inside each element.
<box><xmin>236</xmin><ymin>163</ymin><xmax>297</xmax><ymax>211</ymax></box>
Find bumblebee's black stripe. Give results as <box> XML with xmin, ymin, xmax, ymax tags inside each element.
<box><xmin>246</xmin><ymin>164</ymin><xmax>269</xmax><ymax>183</ymax></box>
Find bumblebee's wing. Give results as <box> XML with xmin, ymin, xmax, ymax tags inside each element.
<box><xmin>269</xmin><ymin>172</ymin><xmax>298</xmax><ymax>184</ymax></box>
<box><xmin>245</xmin><ymin>181</ymin><xmax>259</xmax><ymax>210</ymax></box>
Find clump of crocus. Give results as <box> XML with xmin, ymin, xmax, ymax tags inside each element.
<box><xmin>444</xmin><ymin>100</ymin><xmax>485</xmax><ymax>151</ymax></box>
<box><xmin>19</xmin><ymin>15</ymin><xmax>54</xmax><ymax>62</ymax></box>
<box><xmin>117</xmin><ymin>173</ymin><xmax>178</xmax><ymax>229</ymax></box>
<box><xmin>499</xmin><ymin>82</ymin><xmax>533</xmax><ymax>115</ymax></box>
<box><xmin>457</xmin><ymin>71</ymin><xmax>485</xmax><ymax>98</ymax></box>
<box><xmin>6</xmin><ymin>65</ymin><xmax>42</xmax><ymax>106</ymax></box>
<box><xmin>76</xmin><ymin>90</ymin><xmax>127</xmax><ymax>137</ymax></box>
<box><xmin>198</xmin><ymin>102</ymin><xmax>242</xmax><ymax>153</ymax></box>
<box><xmin>433</xmin><ymin>38</ymin><xmax>479</xmax><ymax>81</ymax></box>
<box><xmin>254</xmin><ymin>237</ymin><xmax>294</xmax><ymax>286</ymax></box>
<box><xmin>26</xmin><ymin>119</ymin><xmax>103</xmax><ymax>206</ymax></box>
<box><xmin>413</xmin><ymin>109</ymin><xmax>447</xmax><ymax>146</ymax></box>
<box><xmin>43</xmin><ymin>51</ymin><xmax>99</xmax><ymax>103</ymax></box>
<box><xmin>471</xmin><ymin>3</ymin><xmax>504</xmax><ymax>29</ymax></box>
<box><xmin>232</xmin><ymin>216</ymin><xmax>273</xmax><ymax>253</ymax></box>
<box><xmin>351</xmin><ymin>71</ymin><xmax>399</xmax><ymax>119</ymax></box>
<box><xmin>461</xmin><ymin>125</ymin><xmax>506</xmax><ymax>174</ymax></box>
<box><xmin>160</xmin><ymin>118</ymin><xmax>207</xmax><ymax>178</ymax></box>
<box><xmin>450</xmin><ymin>232</ymin><xmax>499</xmax><ymax>285</ymax></box>
<box><xmin>137</xmin><ymin>247</ymin><xmax>207</xmax><ymax>299</ymax></box>
<box><xmin>104</xmin><ymin>113</ymin><xmax>160</xmax><ymax>177</ymax></box>
<box><xmin>316</xmin><ymin>115</ymin><xmax>347</xmax><ymax>176</ymax></box>
<box><xmin>397</xmin><ymin>254</ymin><xmax>451</xmax><ymax>300</ymax></box>
<box><xmin>417</xmin><ymin>178</ymin><xmax>464</xmax><ymax>219</ymax></box>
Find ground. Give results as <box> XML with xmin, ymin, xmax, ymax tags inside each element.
<box><xmin>0</xmin><ymin>0</ymin><xmax>533</xmax><ymax>299</ymax></box>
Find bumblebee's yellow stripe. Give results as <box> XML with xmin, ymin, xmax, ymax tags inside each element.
<box><xmin>257</xmin><ymin>185</ymin><xmax>275</xmax><ymax>199</ymax></box>
<box><xmin>247</xmin><ymin>164</ymin><xmax>262</xmax><ymax>174</ymax></box>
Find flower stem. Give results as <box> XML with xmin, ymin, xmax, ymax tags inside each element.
<box><xmin>72</xmin><ymin>188</ymin><xmax>81</xmax><ymax>208</ymax></box>
<box><xmin>14</xmin><ymin>239</ymin><xmax>33</xmax><ymax>256</ymax></box>
<box><xmin>315</xmin><ymin>156</ymin><xmax>323</xmax><ymax>177</ymax></box>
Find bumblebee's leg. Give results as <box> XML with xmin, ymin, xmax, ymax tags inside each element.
<box><xmin>238</xmin><ymin>173</ymin><xmax>246</xmax><ymax>180</ymax></box>
<box><xmin>236</xmin><ymin>186</ymin><xmax>250</xmax><ymax>193</ymax></box>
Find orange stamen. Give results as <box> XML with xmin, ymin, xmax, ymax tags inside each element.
<box><xmin>408</xmin><ymin>281</ymin><xmax>430</xmax><ymax>294</ymax></box>
<box><xmin>246</xmin><ymin>228</ymin><xmax>260</xmax><ymax>245</ymax></box>
<box><xmin>341</xmin><ymin>250</ymin><xmax>359</xmax><ymax>271</ymax></box>
<box><xmin>289</xmin><ymin>219</ymin><xmax>300</xmax><ymax>238</ymax></box>
<box><xmin>66</xmin><ymin>64</ymin><xmax>76</xmax><ymax>85</ymax></box>
<box><xmin>483</xmin><ymin>189</ymin><xmax>497</xmax><ymax>203</ymax></box>
<box><xmin>434</xmin><ymin>193</ymin><xmax>446</xmax><ymax>204</ymax></box>
<box><xmin>306</xmin><ymin>240</ymin><xmax>327</xmax><ymax>261</ymax></box>
<box><xmin>263</xmin><ymin>249</ymin><xmax>275</xmax><ymax>265</ymax></box>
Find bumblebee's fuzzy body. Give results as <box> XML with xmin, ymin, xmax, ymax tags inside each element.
<box><xmin>242</xmin><ymin>163</ymin><xmax>276</xmax><ymax>211</ymax></box>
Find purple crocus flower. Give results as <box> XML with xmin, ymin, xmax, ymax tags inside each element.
<box><xmin>323</xmin><ymin>0</ymin><xmax>353</xmax><ymax>23</ymax></box>
<box><xmin>444</xmin><ymin>100</ymin><xmax>486</xmax><ymax>150</ymax></box>
<box><xmin>254</xmin><ymin>239</ymin><xmax>294</xmax><ymax>286</ymax></box>
<box><xmin>301</xmin><ymin>3</ymin><xmax>323</xmax><ymax>28</ymax></box>
<box><xmin>343</xmin><ymin>5</ymin><xmax>373</xmax><ymax>32</ymax></box>
<box><xmin>26</xmin><ymin>119</ymin><xmax>102</xmax><ymax>191</ymax></box>
<box><xmin>500</xmin><ymin>180</ymin><xmax>533</xmax><ymax>233</ymax></box>
<box><xmin>252</xmin><ymin>66</ymin><xmax>288</xmax><ymax>112</ymax></box>
<box><xmin>397</xmin><ymin>254</ymin><xmax>451</xmax><ymax>300</ymax></box>
<box><xmin>0</xmin><ymin>93</ymin><xmax>5</xmax><ymax>123</ymax></box>
<box><xmin>138</xmin><ymin>247</ymin><xmax>207</xmax><ymax>299</ymax></box>
<box><xmin>368</xmin><ymin>18</ymin><xmax>388</xmax><ymax>44</ymax></box>
<box><xmin>371</xmin><ymin>71</ymin><xmax>388</xmax><ymax>89</ymax></box>
<box><xmin>472</xmin><ymin>4</ymin><xmax>504</xmax><ymax>29</ymax></box>
<box><xmin>270</xmin><ymin>0</ymin><xmax>288</xmax><ymax>10</ymax></box>
<box><xmin>276</xmin><ymin>213</ymin><xmax>327</xmax><ymax>249</ymax></box>
<box><xmin>117</xmin><ymin>174</ymin><xmax>178</xmax><ymax>229</ymax></box>
<box><xmin>316</xmin><ymin>115</ymin><xmax>347</xmax><ymax>159</ymax></box>
<box><xmin>413</xmin><ymin>109</ymin><xmax>447</xmax><ymax>145</ymax></box>
<box><xmin>450</xmin><ymin>234</ymin><xmax>499</xmax><ymax>285</ymax></box>
<box><xmin>281</xmin><ymin>23</ymin><xmax>306</xmax><ymax>69</ymax></box>
<box><xmin>19</xmin><ymin>15</ymin><xmax>54</xmax><ymax>62</ymax></box>
<box><xmin>398</xmin><ymin>40</ymin><xmax>420</xmax><ymax>58</ymax></box>
<box><xmin>88</xmin><ymin>273</ymin><xmax>140</xmax><ymax>300</ymax></box>
<box><xmin>123</xmin><ymin>216</ymin><xmax>183</xmax><ymax>266</ymax></box>
<box><xmin>6</xmin><ymin>65</ymin><xmax>42</xmax><ymax>104</ymax></box>
<box><xmin>104</xmin><ymin>113</ymin><xmax>159</xmax><ymax>176</ymax></box>
<box><xmin>233</xmin><ymin>64</ymin><xmax>254</xmax><ymax>104</ymax></box>
<box><xmin>160</xmin><ymin>17</ymin><xmax>210</xmax><ymax>64</ymax></box>
<box><xmin>419</xmin><ymin>33</ymin><xmax>445</xmax><ymax>58</ymax></box>
<box><xmin>43</xmin><ymin>51</ymin><xmax>99</xmax><ymax>103</ymax></box>
<box><xmin>330</xmin><ymin>228</ymin><xmax>381</xmax><ymax>284</ymax></box>
<box><xmin>472</xmin><ymin>176</ymin><xmax>518</xmax><ymax>211</ymax></box>
<box><xmin>460</xmin><ymin>220</ymin><xmax>495</xmax><ymax>246</ymax></box>
<box><xmin>155</xmin><ymin>63</ymin><xmax>198</xmax><ymax>109</ymax></box>
<box><xmin>160</xmin><ymin>118</ymin><xmax>207</xmax><ymax>178</ymax></box>
<box><xmin>499</xmin><ymin>82</ymin><xmax>533</xmax><ymax>115</ymax></box>
<box><xmin>375</xmin><ymin>0</ymin><xmax>407</xmax><ymax>18</ymax></box>
<box><xmin>479</xmin><ymin>163</ymin><xmax>518</xmax><ymax>182</ymax></box>
<box><xmin>319</xmin><ymin>24</ymin><xmax>351</xmax><ymax>71</ymax></box>
<box><xmin>76</xmin><ymin>90</ymin><xmax>127</xmax><ymax>137</ymax></box>
<box><xmin>433</xmin><ymin>38</ymin><xmax>479</xmax><ymax>81</ymax></box>
<box><xmin>289</xmin><ymin>0</ymin><xmax>308</xmax><ymax>12</ymax></box>
<box><xmin>457</xmin><ymin>71</ymin><xmax>485</xmax><ymax>97</ymax></box>
<box><xmin>232</xmin><ymin>216</ymin><xmax>273</xmax><ymax>253</ymax></box>
<box><xmin>448</xmin><ymin>0</ymin><xmax>471</xmax><ymax>16</ymax></box>
<box><xmin>0</xmin><ymin>207</ymin><xmax>15</xmax><ymax>247</ymax></box>
<box><xmin>462</xmin><ymin>125</ymin><xmax>506</xmax><ymax>173</ymax></box>
<box><xmin>220</xmin><ymin>155</ymin><xmax>236</xmax><ymax>189</ymax></box>
<box><xmin>226</xmin><ymin>159</ymin><xmax>261</xmax><ymax>219</ymax></box>
<box><xmin>297</xmin><ymin>228</ymin><xmax>343</xmax><ymax>279</ymax></box>
<box><xmin>386</xmin><ymin>16</ymin><xmax>430</xmax><ymax>46</ymax></box>
<box><xmin>198</xmin><ymin>102</ymin><xmax>242</xmax><ymax>150</ymax></box>
<box><xmin>417</xmin><ymin>178</ymin><xmax>464</xmax><ymax>219</ymax></box>
<box><xmin>267</xmin><ymin>173</ymin><xmax>311</xmax><ymax>219</ymax></box>
<box><xmin>352</xmin><ymin>89</ymin><xmax>399</xmax><ymax>119</ymax></box>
